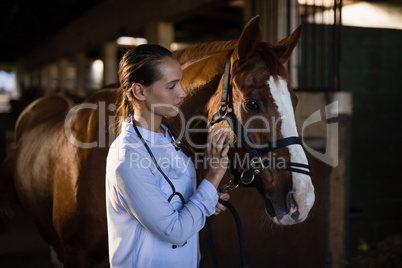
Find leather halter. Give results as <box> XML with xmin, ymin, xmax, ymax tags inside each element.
<box><xmin>208</xmin><ymin>51</ymin><xmax>312</xmax><ymax>190</ymax></box>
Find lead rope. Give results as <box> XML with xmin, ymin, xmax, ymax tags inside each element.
<box><xmin>200</xmin><ymin>199</ymin><xmax>250</xmax><ymax>268</ymax></box>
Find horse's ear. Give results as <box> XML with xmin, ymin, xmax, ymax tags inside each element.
<box><xmin>235</xmin><ymin>15</ymin><xmax>262</xmax><ymax>60</ymax></box>
<box><xmin>271</xmin><ymin>25</ymin><xmax>302</xmax><ymax>64</ymax></box>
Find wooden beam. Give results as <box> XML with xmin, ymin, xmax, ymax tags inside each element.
<box><xmin>328</xmin><ymin>92</ymin><xmax>352</xmax><ymax>267</ymax></box>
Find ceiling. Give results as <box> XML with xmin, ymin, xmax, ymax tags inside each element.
<box><xmin>0</xmin><ymin>1</ymin><xmax>104</xmax><ymax>62</ymax></box>
<box><xmin>0</xmin><ymin>0</ymin><xmax>243</xmax><ymax>63</ymax></box>
<box><xmin>2</xmin><ymin>0</ymin><xmax>398</xmax><ymax>63</ymax></box>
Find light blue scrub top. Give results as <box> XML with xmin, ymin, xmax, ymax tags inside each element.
<box><xmin>106</xmin><ymin>118</ymin><xmax>218</xmax><ymax>267</ymax></box>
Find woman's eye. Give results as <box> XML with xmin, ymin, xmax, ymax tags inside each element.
<box><xmin>244</xmin><ymin>99</ymin><xmax>259</xmax><ymax>112</ymax></box>
<box><xmin>168</xmin><ymin>84</ymin><xmax>176</xmax><ymax>90</ymax></box>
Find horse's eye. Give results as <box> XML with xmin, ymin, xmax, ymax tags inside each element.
<box><xmin>244</xmin><ymin>99</ymin><xmax>259</xmax><ymax>112</ymax></box>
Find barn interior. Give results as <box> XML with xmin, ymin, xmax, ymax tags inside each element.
<box><xmin>0</xmin><ymin>0</ymin><xmax>402</xmax><ymax>267</ymax></box>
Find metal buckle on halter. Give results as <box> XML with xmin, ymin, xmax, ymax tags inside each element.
<box><xmin>222</xmin><ymin>178</ymin><xmax>240</xmax><ymax>193</ymax></box>
<box><xmin>240</xmin><ymin>169</ymin><xmax>255</xmax><ymax>185</ymax></box>
<box><xmin>250</xmin><ymin>157</ymin><xmax>264</xmax><ymax>174</ymax></box>
<box><xmin>239</xmin><ymin>157</ymin><xmax>263</xmax><ymax>185</ymax></box>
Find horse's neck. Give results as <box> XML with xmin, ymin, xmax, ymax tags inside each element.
<box><xmin>176</xmin><ymin>40</ymin><xmax>238</xmax><ymax>129</ymax></box>
<box><xmin>179</xmin><ymin>52</ymin><xmax>228</xmax><ymax>121</ymax></box>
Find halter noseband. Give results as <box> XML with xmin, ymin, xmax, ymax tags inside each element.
<box><xmin>207</xmin><ymin>51</ymin><xmax>312</xmax><ymax>190</ymax></box>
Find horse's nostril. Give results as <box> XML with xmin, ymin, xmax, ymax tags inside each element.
<box><xmin>291</xmin><ymin>210</ymin><xmax>300</xmax><ymax>220</ymax></box>
<box><xmin>264</xmin><ymin>197</ymin><xmax>277</xmax><ymax>218</ymax></box>
<box><xmin>287</xmin><ymin>192</ymin><xmax>296</xmax><ymax>213</ymax></box>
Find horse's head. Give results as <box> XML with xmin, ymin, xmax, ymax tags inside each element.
<box><xmin>208</xmin><ymin>16</ymin><xmax>314</xmax><ymax>225</ymax></box>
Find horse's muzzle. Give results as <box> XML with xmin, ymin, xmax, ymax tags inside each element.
<box><xmin>264</xmin><ymin>191</ymin><xmax>310</xmax><ymax>225</ymax></box>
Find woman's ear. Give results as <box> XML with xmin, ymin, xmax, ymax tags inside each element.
<box><xmin>131</xmin><ymin>83</ymin><xmax>146</xmax><ymax>101</ymax></box>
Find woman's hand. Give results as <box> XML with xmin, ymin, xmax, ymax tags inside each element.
<box><xmin>205</xmin><ymin>125</ymin><xmax>230</xmax><ymax>189</ymax></box>
<box><xmin>214</xmin><ymin>191</ymin><xmax>230</xmax><ymax>215</ymax></box>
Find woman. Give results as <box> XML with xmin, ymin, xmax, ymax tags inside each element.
<box><xmin>106</xmin><ymin>44</ymin><xmax>230</xmax><ymax>267</ymax></box>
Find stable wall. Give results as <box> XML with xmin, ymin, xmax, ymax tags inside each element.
<box><xmin>342</xmin><ymin>26</ymin><xmax>402</xmax><ymax>246</ymax></box>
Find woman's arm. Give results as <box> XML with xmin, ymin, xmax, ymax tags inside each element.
<box><xmin>114</xmin><ymin>162</ymin><xmax>217</xmax><ymax>246</ymax></box>
<box><xmin>111</xmin><ymin>126</ymin><xmax>229</xmax><ymax>245</ymax></box>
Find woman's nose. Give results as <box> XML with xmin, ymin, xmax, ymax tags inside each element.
<box><xmin>178</xmin><ymin>84</ymin><xmax>187</xmax><ymax>98</ymax></box>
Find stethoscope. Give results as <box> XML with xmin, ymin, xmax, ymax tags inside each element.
<box><xmin>130</xmin><ymin>115</ymin><xmax>185</xmax><ymax>205</ymax></box>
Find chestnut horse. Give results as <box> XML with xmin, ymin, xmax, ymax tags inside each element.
<box><xmin>5</xmin><ymin>16</ymin><xmax>314</xmax><ymax>266</ymax></box>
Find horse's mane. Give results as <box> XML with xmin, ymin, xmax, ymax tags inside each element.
<box><xmin>175</xmin><ymin>40</ymin><xmax>237</xmax><ymax>64</ymax></box>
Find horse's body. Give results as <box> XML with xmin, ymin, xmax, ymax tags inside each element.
<box><xmin>13</xmin><ymin>90</ymin><xmax>117</xmax><ymax>265</ymax></box>
<box><xmin>7</xmin><ymin>16</ymin><xmax>314</xmax><ymax>266</ymax></box>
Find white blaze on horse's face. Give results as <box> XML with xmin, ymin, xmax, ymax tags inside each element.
<box><xmin>268</xmin><ymin>76</ymin><xmax>315</xmax><ymax>225</ymax></box>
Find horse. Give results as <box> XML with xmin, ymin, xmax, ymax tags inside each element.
<box><xmin>2</xmin><ymin>15</ymin><xmax>314</xmax><ymax>267</ymax></box>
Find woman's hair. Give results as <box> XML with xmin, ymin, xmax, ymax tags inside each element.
<box><xmin>115</xmin><ymin>44</ymin><xmax>193</xmax><ymax>156</ymax></box>
<box><xmin>116</xmin><ymin>44</ymin><xmax>175</xmax><ymax>133</ymax></box>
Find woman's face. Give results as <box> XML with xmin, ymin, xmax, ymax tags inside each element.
<box><xmin>142</xmin><ymin>57</ymin><xmax>187</xmax><ymax>118</ymax></box>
